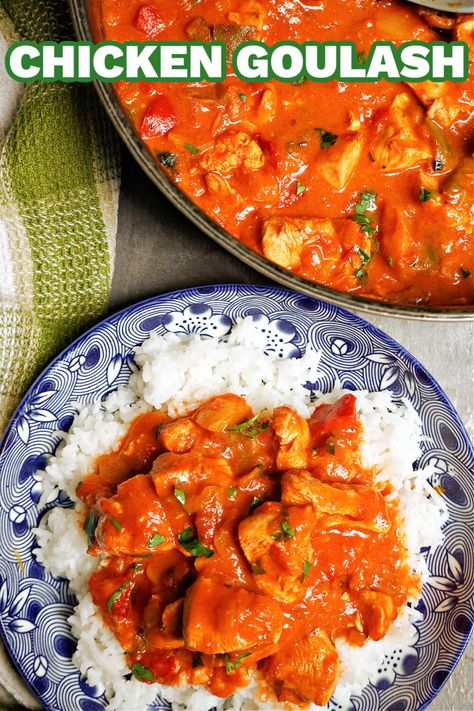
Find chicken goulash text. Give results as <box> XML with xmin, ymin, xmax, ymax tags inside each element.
<box><xmin>95</xmin><ymin>0</ymin><xmax>473</xmax><ymax>306</ymax></box>
<box><xmin>79</xmin><ymin>393</ymin><xmax>419</xmax><ymax>706</ymax></box>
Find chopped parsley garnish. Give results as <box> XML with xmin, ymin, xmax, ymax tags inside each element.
<box><xmin>356</xmin><ymin>51</ymin><xmax>367</xmax><ymax>64</ymax></box>
<box><xmin>110</xmin><ymin>518</ymin><xmax>122</xmax><ymax>531</ymax></box>
<box><xmin>131</xmin><ymin>662</ymin><xmax>156</xmax><ymax>682</ymax></box>
<box><xmin>353</xmin><ymin>244</ymin><xmax>373</xmax><ymax>281</ymax></box>
<box><xmin>227</xmin><ymin>486</ymin><xmax>238</xmax><ymax>501</ymax></box>
<box><xmin>433</xmin><ymin>158</ymin><xmax>444</xmax><ymax>172</ymax></box>
<box><xmin>184</xmin><ymin>143</ymin><xmax>200</xmax><ymax>155</ymax></box>
<box><xmin>292</xmin><ymin>76</ymin><xmax>307</xmax><ymax>85</ymax></box>
<box><xmin>325</xmin><ymin>438</ymin><xmax>336</xmax><ymax>455</ymax></box>
<box><xmin>178</xmin><ymin>526</ymin><xmax>193</xmax><ymax>543</ymax></box>
<box><xmin>315</xmin><ymin>128</ymin><xmax>338</xmax><ymax>149</ymax></box>
<box><xmin>239</xmin><ymin>93</ymin><xmax>247</xmax><ymax>101</ymax></box>
<box><xmin>174</xmin><ymin>486</ymin><xmax>186</xmax><ymax>505</ymax></box>
<box><xmin>230</xmin><ymin>411</ymin><xmax>269</xmax><ymax>439</ymax></box>
<box><xmin>107</xmin><ymin>581</ymin><xmax>130</xmax><ymax>613</ymax></box>
<box><xmin>250</xmin><ymin>560</ymin><xmax>265</xmax><ymax>575</ymax></box>
<box><xmin>147</xmin><ymin>533</ymin><xmax>166</xmax><ymax>549</ymax></box>
<box><xmin>225</xmin><ymin>652</ymin><xmax>251</xmax><ymax>673</ymax></box>
<box><xmin>83</xmin><ymin>511</ymin><xmax>98</xmax><ymax>546</ymax></box>
<box><xmin>387</xmin><ymin>256</ymin><xmax>394</xmax><ymax>268</ymax></box>
<box><xmin>178</xmin><ymin>528</ymin><xmax>214</xmax><ymax>558</ymax></box>
<box><xmin>249</xmin><ymin>496</ymin><xmax>263</xmax><ymax>513</ymax></box>
<box><xmin>460</xmin><ymin>266</ymin><xmax>471</xmax><ymax>279</ymax></box>
<box><xmin>157</xmin><ymin>151</ymin><xmax>177</xmax><ymax>169</ymax></box>
<box><xmin>351</xmin><ymin>191</ymin><xmax>377</xmax><ymax>235</ymax></box>
<box><xmin>419</xmin><ymin>187</ymin><xmax>435</xmax><ymax>202</ymax></box>
<box><xmin>301</xmin><ymin>560</ymin><xmax>313</xmax><ymax>582</ymax></box>
<box><xmin>281</xmin><ymin>520</ymin><xmax>295</xmax><ymax>538</ymax></box>
<box><xmin>296</xmin><ymin>180</ymin><xmax>307</xmax><ymax>195</ymax></box>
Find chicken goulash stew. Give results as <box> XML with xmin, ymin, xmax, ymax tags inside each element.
<box><xmin>79</xmin><ymin>393</ymin><xmax>419</xmax><ymax>706</ymax></box>
<box><xmin>95</xmin><ymin>0</ymin><xmax>473</xmax><ymax>307</ymax></box>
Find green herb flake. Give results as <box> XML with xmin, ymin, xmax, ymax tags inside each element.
<box><xmin>184</xmin><ymin>143</ymin><xmax>200</xmax><ymax>155</ymax></box>
<box><xmin>249</xmin><ymin>496</ymin><xmax>263</xmax><ymax>514</ymax></box>
<box><xmin>178</xmin><ymin>527</ymin><xmax>193</xmax><ymax>544</ymax></box>
<box><xmin>83</xmin><ymin>511</ymin><xmax>98</xmax><ymax>546</ymax></box>
<box><xmin>147</xmin><ymin>533</ymin><xmax>166</xmax><ymax>549</ymax></box>
<box><xmin>178</xmin><ymin>528</ymin><xmax>214</xmax><ymax>558</ymax></box>
<box><xmin>107</xmin><ymin>581</ymin><xmax>130</xmax><ymax>613</ymax></box>
<box><xmin>110</xmin><ymin>518</ymin><xmax>122</xmax><ymax>532</ymax></box>
<box><xmin>281</xmin><ymin>520</ymin><xmax>295</xmax><ymax>538</ymax></box>
<box><xmin>296</xmin><ymin>180</ymin><xmax>307</xmax><ymax>195</ymax></box>
<box><xmin>174</xmin><ymin>486</ymin><xmax>186</xmax><ymax>505</ymax></box>
<box><xmin>157</xmin><ymin>151</ymin><xmax>177</xmax><ymax>169</ymax></box>
<box><xmin>356</xmin><ymin>51</ymin><xmax>367</xmax><ymax>64</ymax></box>
<box><xmin>239</xmin><ymin>93</ymin><xmax>247</xmax><ymax>101</ymax></box>
<box><xmin>227</xmin><ymin>486</ymin><xmax>238</xmax><ymax>501</ymax></box>
<box><xmin>292</xmin><ymin>76</ymin><xmax>307</xmax><ymax>86</ymax></box>
<box><xmin>225</xmin><ymin>652</ymin><xmax>251</xmax><ymax>673</ymax></box>
<box><xmin>251</xmin><ymin>560</ymin><xmax>265</xmax><ymax>575</ymax></box>
<box><xmin>315</xmin><ymin>128</ymin><xmax>338</xmax><ymax>149</ymax></box>
<box><xmin>419</xmin><ymin>187</ymin><xmax>435</xmax><ymax>202</ymax></box>
<box><xmin>301</xmin><ymin>560</ymin><xmax>313</xmax><ymax>582</ymax></box>
<box><xmin>350</xmin><ymin>192</ymin><xmax>378</xmax><ymax>279</ymax></box>
<box><xmin>387</xmin><ymin>256</ymin><xmax>394</xmax><ymax>268</ymax></box>
<box><xmin>131</xmin><ymin>662</ymin><xmax>156</xmax><ymax>683</ymax></box>
<box><xmin>230</xmin><ymin>411</ymin><xmax>269</xmax><ymax>439</ymax></box>
<box><xmin>325</xmin><ymin>439</ymin><xmax>336</xmax><ymax>455</ymax></box>
<box><xmin>460</xmin><ymin>266</ymin><xmax>471</xmax><ymax>279</ymax></box>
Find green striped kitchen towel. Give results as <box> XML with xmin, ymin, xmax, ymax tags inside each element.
<box><xmin>0</xmin><ymin>0</ymin><xmax>120</xmax><ymax>435</ymax></box>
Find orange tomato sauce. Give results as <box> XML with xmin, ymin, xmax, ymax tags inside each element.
<box><xmin>79</xmin><ymin>393</ymin><xmax>419</xmax><ymax>706</ymax></box>
<box><xmin>93</xmin><ymin>0</ymin><xmax>473</xmax><ymax>307</ymax></box>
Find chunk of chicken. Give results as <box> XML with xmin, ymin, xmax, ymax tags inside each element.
<box><xmin>95</xmin><ymin>474</ymin><xmax>174</xmax><ymax>555</ymax></box>
<box><xmin>264</xmin><ymin>631</ymin><xmax>340</xmax><ymax>706</ymax></box>
<box><xmin>443</xmin><ymin>155</ymin><xmax>474</xmax><ymax>233</ymax></box>
<box><xmin>272</xmin><ymin>406</ymin><xmax>310</xmax><ymax>470</ymax></box>
<box><xmin>159</xmin><ymin>418</ymin><xmax>200</xmax><ymax>453</ymax></box>
<box><xmin>281</xmin><ymin>470</ymin><xmax>391</xmax><ymax>533</ymax></box>
<box><xmin>427</xmin><ymin>93</ymin><xmax>474</xmax><ymax>129</ymax></box>
<box><xmin>205</xmin><ymin>172</ymin><xmax>236</xmax><ymax>196</ymax></box>
<box><xmin>355</xmin><ymin>589</ymin><xmax>397</xmax><ymax>641</ymax></box>
<box><xmin>193</xmin><ymin>394</ymin><xmax>253</xmax><ymax>432</ymax></box>
<box><xmin>454</xmin><ymin>15</ymin><xmax>474</xmax><ymax>52</ymax></box>
<box><xmin>152</xmin><ymin>451</ymin><xmax>234</xmax><ymax>498</ymax></box>
<box><xmin>238</xmin><ymin>501</ymin><xmax>316</xmax><ymax>602</ymax></box>
<box><xmin>262</xmin><ymin>216</ymin><xmax>335</xmax><ymax>269</ymax></box>
<box><xmin>200</xmin><ymin>132</ymin><xmax>264</xmax><ymax>174</ymax></box>
<box><xmin>147</xmin><ymin>598</ymin><xmax>185</xmax><ymax>650</ymax></box>
<box><xmin>370</xmin><ymin>92</ymin><xmax>433</xmax><ymax>172</ymax></box>
<box><xmin>183</xmin><ymin>577</ymin><xmax>283</xmax><ymax>653</ymax></box>
<box><xmin>258</xmin><ymin>87</ymin><xmax>277</xmax><ymax>123</ymax></box>
<box><xmin>228</xmin><ymin>1</ymin><xmax>265</xmax><ymax>30</ymax></box>
<box><xmin>317</xmin><ymin>133</ymin><xmax>364</xmax><ymax>190</ymax></box>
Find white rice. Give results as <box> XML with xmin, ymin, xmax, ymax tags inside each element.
<box><xmin>34</xmin><ymin>318</ymin><xmax>448</xmax><ymax>711</ymax></box>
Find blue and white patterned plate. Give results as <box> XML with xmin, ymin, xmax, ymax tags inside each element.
<box><xmin>0</xmin><ymin>285</ymin><xmax>472</xmax><ymax>711</ymax></box>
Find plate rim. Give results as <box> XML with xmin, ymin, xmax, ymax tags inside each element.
<box><xmin>0</xmin><ymin>284</ymin><xmax>473</xmax><ymax>711</ymax></box>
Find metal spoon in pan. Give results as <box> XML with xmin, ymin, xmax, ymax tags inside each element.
<box><xmin>407</xmin><ymin>1</ymin><xmax>473</xmax><ymax>12</ymax></box>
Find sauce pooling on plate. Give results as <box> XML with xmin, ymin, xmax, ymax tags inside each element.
<box><xmin>95</xmin><ymin>0</ymin><xmax>473</xmax><ymax>307</ymax></box>
<box><xmin>78</xmin><ymin>393</ymin><xmax>419</xmax><ymax>706</ymax></box>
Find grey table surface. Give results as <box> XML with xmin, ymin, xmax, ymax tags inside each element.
<box><xmin>110</xmin><ymin>149</ymin><xmax>474</xmax><ymax>711</ymax></box>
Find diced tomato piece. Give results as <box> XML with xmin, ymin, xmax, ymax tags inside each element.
<box><xmin>309</xmin><ymin>394</ymin><xmax>357</xmax><ymax>447</ymax></box>
<box><xmin>140</xmin><ymin>95</ymin><xmax>177</xmax><ymax>139</ymax></box>
<box><xmin>134</xmin><ymin>4</ymin><xmax>165</xmax><ymax>36</ymax></box>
